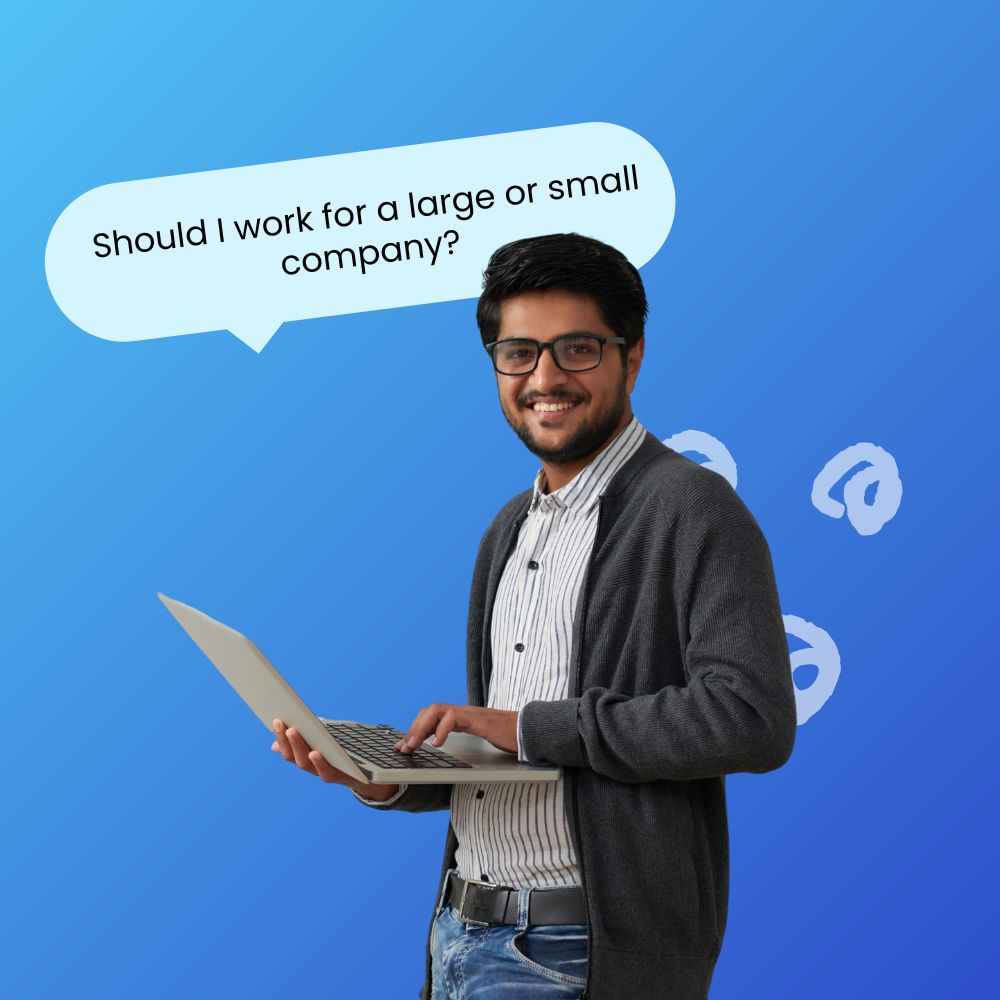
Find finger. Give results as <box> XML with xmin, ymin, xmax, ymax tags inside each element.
<box><xmin>273</xmin><ymin>719</ymin><xmax>294</xmax><ymax>761</ymax></box>
<box><xmin>399</xmin><ymin>705</ymin><xmax>445</xmax><ymax>753</ymax></box>
<box><xmin>285</xmin><ymin>727</ymin><xmax>318</xmax><ymax>774</ymax></box>
<box><xmin>394</xmin><ymin>707</ymin><xmax>430</xmax><ymax>753</ymax></box>
<box><xmin>432</xmin><ymin>707</ymin><xmax>459</xmax><ymax>747</ymax></box>
<box><xmin>408</xmin><ymin>705</ymin><xmax>440</xmax><ymax>746</ymax></box>
<box><xmin>308</xmin><ymin>750</ymin><xmax>346</xmax><ymax>785</ymax></box>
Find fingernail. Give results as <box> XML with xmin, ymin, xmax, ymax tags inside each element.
<box><xmin>407</xmin><ymin>737</ymin><xmax>418</xmax><ymax>748</ymax></box>
<box><xmin>273</xmin><ymin>720</ymin><xmax>281</xmax><ymax>733</ymax></box>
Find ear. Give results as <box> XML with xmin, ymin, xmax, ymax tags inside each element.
<box><xmin>626</xmin><ymin>338</ymin><xmax>644</xmax><ymax>393</ymax></box>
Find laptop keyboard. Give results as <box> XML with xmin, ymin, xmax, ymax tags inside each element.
<box><xmin>323</xmin><ymin>721</ymin><xmax>474</xmax><ymax>769</ymax></box>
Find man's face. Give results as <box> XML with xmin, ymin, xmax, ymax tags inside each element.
<box><xmin>493</xmin><ymin>289</ymin><xmax>643</xmax><ymax>465</ymax></box>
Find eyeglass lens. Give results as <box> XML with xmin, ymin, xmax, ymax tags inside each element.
<box><xmin>494</xmin><ymin>336</ymin><xmax>602</xmax><ymax>373</ymax></box>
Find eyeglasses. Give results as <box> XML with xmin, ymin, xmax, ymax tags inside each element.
<box><xmin>485</xmin><ymin>334</ymin><xmax>627</xmax><ymax>375</ymax></box>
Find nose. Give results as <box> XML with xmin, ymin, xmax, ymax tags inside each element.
<box><xmin>528</xmin><ymin>343</ymin><xmax>568</xmax><ymax>394</ymax></box>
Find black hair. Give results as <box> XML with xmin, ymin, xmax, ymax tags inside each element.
<box><xmin>476</xmin><ymin>233</ymin><xmax>648</xmax><ymax>357</ymax></box>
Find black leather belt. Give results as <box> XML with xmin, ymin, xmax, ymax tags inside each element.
<box><xmin>445</xmin><ymin>872</ymin><xmax>587</xmax><ymax>927</ymax></box>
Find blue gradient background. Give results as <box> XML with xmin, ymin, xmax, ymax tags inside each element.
<box><xmin>3</xmin><ymin>3</ymin><xmax>996</xmax><ymax>998</ymax></box>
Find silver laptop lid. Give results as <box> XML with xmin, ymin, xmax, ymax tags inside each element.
<box><xmin>158</xmin><ymin>593</ymin><xmax>368</xmax><ymax>782</ymax></box>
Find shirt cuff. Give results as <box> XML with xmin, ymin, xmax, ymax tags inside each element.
<box><xmin>516</xmin><ymin>711</ymin><xmax>527</xmax><ymax>762</ymax></box>
<box><xmin>352</xmin><ymin>783</ymin><xmax>409</xmax><ymax>807</ymax></box>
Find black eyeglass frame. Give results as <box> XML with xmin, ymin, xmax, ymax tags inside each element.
<box><xmin>484</xmin><ymin>333</ymin><xmax>628</xmax><ymax>375</ymax></box>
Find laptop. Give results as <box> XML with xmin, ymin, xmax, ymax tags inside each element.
<box><xmin>158</xmin><ymin>594</ymin><xmax>561</xmax><ymax>786</ymax></box>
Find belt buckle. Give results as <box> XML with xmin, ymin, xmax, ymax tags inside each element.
<box><xmin>457</xmin><ymin>877</ymin><xmax>494</xmax><ymax>928</ymax></box>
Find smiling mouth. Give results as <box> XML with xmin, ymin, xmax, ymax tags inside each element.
<box><xmin>525</xmin><ymin>398</ymin><xmax>583</xmax><ymax>413</ymax></box>
<box><xmin>533</xmin><ymin>402</ymin><xmax>577</xmax><ymax>413</ymax></box>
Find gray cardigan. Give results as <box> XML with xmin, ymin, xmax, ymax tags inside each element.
<box><xmin>362</xmin><ymin>432</ymin><xmax>797</xmax><ymax>999</ymax></box>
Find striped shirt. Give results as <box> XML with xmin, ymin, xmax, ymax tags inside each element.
<box><xmin>451</xmin><ymin>416</ymin><xmax>647</xmax><ymax>888</ymax></box>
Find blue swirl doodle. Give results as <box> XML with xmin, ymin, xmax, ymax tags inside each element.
<box><xmin>784</xmin><ymin>614</ymin><xmax>841</xmax><ymax>725</ymax></box>
<box><xmin>662</xmin><ymin>429</ymin><xmax>738</xmax><ymax>488</ymax></box>
<box><xmin>811</xmin><ymin>442</ymin><xmax>902</xmax><ymax>536</ymax></box>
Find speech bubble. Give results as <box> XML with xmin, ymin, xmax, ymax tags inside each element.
<box><xmin>45</xmin><ymin>123</ymin><xmax>675</xmax><ymax>352</ymax></box>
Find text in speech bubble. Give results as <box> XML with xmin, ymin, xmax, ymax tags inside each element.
<box><xmin>45</xmin><ymin>123</ymin><xmax>675</xmax><ymax>352</ymax></box>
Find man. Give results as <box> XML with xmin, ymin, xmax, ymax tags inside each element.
<box><xmin>272</xmin><ymin>233</ymin><xmax>797</xmax><ymax>999</ymax></box>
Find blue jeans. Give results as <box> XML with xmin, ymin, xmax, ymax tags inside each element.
<box><xmin>429</xmin><ymin>872</ymin><xmax>589</xmax><ymax>999</ymax></box>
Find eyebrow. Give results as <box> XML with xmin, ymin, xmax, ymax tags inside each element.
<box><xmin>496</xmin><ymin>329</ymin><xmax>602</xmax><ymax>342</ymax></box>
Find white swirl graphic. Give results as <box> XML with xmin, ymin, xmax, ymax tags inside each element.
<box><xmin>812</xmin><ymin>442</ymin><xmax>902</xmax><ymax>536</ymax></box>
<box><xmin>784</xmin><ymin>614</ymin><xmax>840</xmax><ymax>725</ymax></box>
<box><xmin>662</xmin><ymin>430</ymin><xmax>737</xmax><ymax>488</ymax></box>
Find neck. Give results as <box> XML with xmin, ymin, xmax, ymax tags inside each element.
<box><xmin>539</xmin><ymin>410</ymin><xmax>633</xmax><ymax>493</ymax></box>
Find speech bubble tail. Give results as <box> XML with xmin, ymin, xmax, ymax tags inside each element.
<box><xmin>228</xmin><ymin>322</ymin><xmax>281</xmax><ymax>353</ymax></box>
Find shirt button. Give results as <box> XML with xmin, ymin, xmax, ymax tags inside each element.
<box><xmin>514</xmin><ymin>642</ymin><xmax>525</xmax><ymax>653</ymax></box>
<box><xmin>476</xmin><ymin>789</ymin><xmax>485</xmax><ymax>799</ymax></box>
<box><xmin>527</xmin><ymin>560</ymin><xmax>539</xmax><ymax>570</ymax></box>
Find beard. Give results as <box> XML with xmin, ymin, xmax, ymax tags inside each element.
<box><xmin>502</xmin><ymin>373</ymin><xmax>629</xmax><ymax>465</ymax></box>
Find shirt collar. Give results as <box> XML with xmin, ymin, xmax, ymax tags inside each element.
<box><xmin>529</xmin><ymin>416</ymin><xmax>647</xmax><ymax>513</ymax></box>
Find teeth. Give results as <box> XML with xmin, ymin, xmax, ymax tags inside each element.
<box><xmin>533</xmin><ymin>401</ymin><xmax>577</xmax><ymax>412</ymax></box>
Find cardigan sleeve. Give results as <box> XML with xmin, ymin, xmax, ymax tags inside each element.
<box><xmin>518</xmin><ymin>516</ymin><xmax>797</xmax><ymax>783</ymax></box>
<box><xmin>352</xmin><ymin>783</ymin><xmax>452</xmax><ymax>812</ymax></box>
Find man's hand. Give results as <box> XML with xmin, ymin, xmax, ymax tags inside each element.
<box><xmin>271</xmin><ymin>720</ymin><xmax>400</xmax><ymax>802</ymax></box>
<box><xmin>393</xmin><ymin>704</ymin><xmax>519</xmax><ymax>755</ymax></box>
